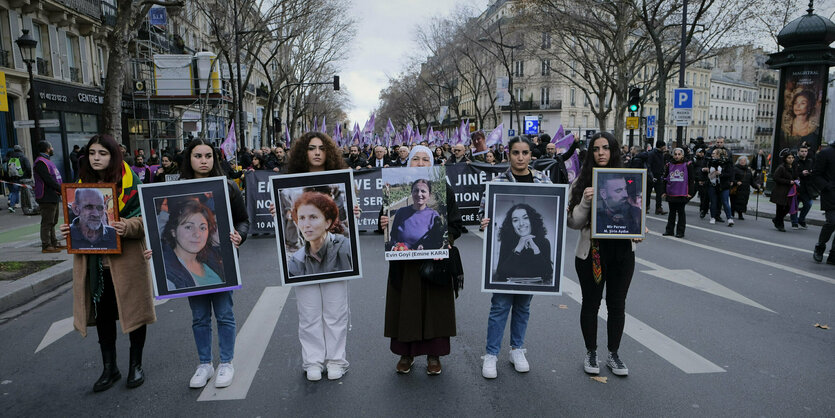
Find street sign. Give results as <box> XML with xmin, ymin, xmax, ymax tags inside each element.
<box><xmin>647</xmin><ymin>115</ymin><xmax>656</xmax><ymax>127</ymax></box>
<box><xmin>13</xmin><ymin>119</ymin><xmax>60</xmax><ymax>129</ymax></box>
<box><xmin>647</xmin><ymin>126</ymin><xmax>656</xmax><ymax>138</ymax></box>
<box><xmin>508</xmin><ymin>129</ymin><xmax>516</xmax><ymax>137</ymax></box>
<box><xmin>626</xmin><ymin>116</ymin><xmax>640</xmax><ymax>130</ymax></box>
<box><xmin>673</xmin><ymin>89</ymin><xmax>693</xmax><ymax>109</ymax></box>
<box><xmin>672</xmin><ymin>108</ymin><xmax>692</xmax><ymax>124</ymax></box>
<box><xmin>524</xmin><ymin>116</ymin><xmax>539</xmax><ymax>135</ymax></box>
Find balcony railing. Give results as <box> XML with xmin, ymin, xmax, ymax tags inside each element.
<box><xmin>55</xmin><ymin>0</ymin><xmax>101</xmax><ymax>20</ymax></box>
<box><xmin>70</xmin><ymin>67</ymin><xmax>81</xmax><ymax>83</ymax></box>
<box><xmin>0</xmin><ymin>49</ymin><xmax>9</xmax><ymax>68</ymax></box>
<box><xmin>102</xmin><ymin>1</ymin><xmax>117</xmax><ymax>27</ymax></box>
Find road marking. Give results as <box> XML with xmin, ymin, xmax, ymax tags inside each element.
<box><xmin>636</xmin><ymin>257</ymin><xmax>775</xmax><ymax>313</ymax></box>
<box><xmin>35</xmin><ymin>298</ymin><xmax>170</xmax><ymax>354</ymax></box>
<box><xmin>198</xmin><ymin>286</ymin><xmax>290</xmax><ymax>402</ymax></box>
<box><xmin>562</xmin><ymin>277</ymin><xmax>725</xmax><ymax>374</ymax></box>
<box><xmin>646</xmin><ymin>215</ymin><xmax>813</xmax><ymax>254</ymax></box>
<box><xmin>646</xmin><ymin>230</ymin><xmax>835</xmax><ymax>285</ymax></box>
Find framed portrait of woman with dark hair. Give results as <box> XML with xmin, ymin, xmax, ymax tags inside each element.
<box><xmin>382</xmin><ymin>166</ymin><xmax>449</xmax><ymax>260</ymax></box>
<box><xmin>481</xmin><ymin>182</ymin><xmax>568</xmax><ymax>295</ymax></box>
<box><xmin>138</xmin><ymin>177</ymin><xmax>243</xmax><ymax>299</ymax></box>
<box><xmin>270</xmin><ymin>169</ymin><xmax>362</xmax><ymax>286</ymax></box>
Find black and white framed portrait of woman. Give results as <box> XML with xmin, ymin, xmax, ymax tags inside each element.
<box><xmin>481</xmin><ymin>182</ymin><xmax>568</xmax><ymax>295</ymax></box>
<box><xmin>591</xmin><ymin>168</ymin><xmax>647</xmax><ymax>239</ymax></box>
<box><xmin>138</xmin><ymin>177</ymin><xmax>243</xmax><ymax>299</ymax></box>
<box><xmin>270</xmin><ymin>169</ymin><xmax>362</xmax><ymax>286</ymax></box>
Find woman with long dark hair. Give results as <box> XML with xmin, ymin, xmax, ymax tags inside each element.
<box><xmin>59</xmin><ymin>134</ymin><xmax>156</xmax><ymax>392</ymax></box>
<box><xmin>380</xmin><ymin>145</ymin><xmax>463</xmax><ymax>376</ymax></box>
<box><xmin>154</xmin><ymin>153</ymin><xmax>179</xmax><ymax>182</ymax></box>
<box><xmin>269</xmin><ymin>131</ymin><xmax>359</xmax><ymax>381</ymax></box>
<box><xmin>147</xmin><ymin>138</ymin><xmax>249</xmax><ymax>389</ymax></box>
<box><xmin>160</xmin><ymin>197</ymin><xmax>225</xmax><ymax>290</ymax></box>
<box><xmin>770</xmin><ymin>149</ymin><xmax>800</xmax><ymax>231</ymax></box>
<box><xmin>566</xmin><ymin>132</ymin><xmax>642</xmax><ymax>377</ymax></box>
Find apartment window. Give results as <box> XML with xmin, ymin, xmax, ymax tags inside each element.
<box><xmin>541</xmin><ymin>59</ymin><xmax>550</xmax><ymax>76</ymax></box>
<box><xmin>541</xmin><ymin>32</ymin><xmax>551</xmax><ymax>49</ymax></box>
<box><xmin>570</xmin><ymin>60</ymin><xmax>576</xmax><ymax>77</ymax></box>
<box><xmin>570</xmin><ymin>88</ymin><xmax>576</xmax><ymax>106</ymax></box>
<box><xmin>514</xmin><ymin>60</ymin><xmax>524</xmax><ymax>77</ymax></box>
<box><xmin>514</xmin><ymin>88</ymin><xmax>523</xmax><ymax>102</ymax></box>
<box><xmin>97</xmin><ymin>46</ymin><xmax>106</xmax><ymax>80</ymax></box>
<box><xmin>66</xmin><ymin>34</ymin><xmax>81</xmax><ymax>82</ymax></box>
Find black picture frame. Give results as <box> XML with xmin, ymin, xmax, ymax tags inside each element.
<box><xmin>270</xmin><ymin>169</ymin><xmax>362</xmax><ymax>286</ymax></box>
<box><xmin>482</xmin><ymin>182</ymin><xmax>567</xmax><ymax>295</ymax></box>
<box><xmin>138</xmin><ymin>177</ymin><xmax>242</xmax><ymax>299</ymax></box>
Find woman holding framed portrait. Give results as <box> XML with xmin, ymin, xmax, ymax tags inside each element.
<box><xmin>567</xmin><ymin>132</ymin><xmax>641</xmax><ymax>378</ymax></box>
<box><xmin>269</xmin><ymin>131</ymin><xmax>359</xmax><ymax>382</ymax></box>
<box><xmin>148</xmin><ymin>138</ymin><xmax>249</xmax><ymax>390</ymax></box>
<box><xmin>477</xmin><ymin>136</ymin><xmax>553</xmax><ymax>379</ymax></box>
<box><xmin>380</xmin><ymin>145</ymin><xmax>463</xmax><ymax>376</ymax></box>
<box><xmin>59</xmin><ymin>134</ymin><xmax>156</xmax><ymax>392</ymax></box>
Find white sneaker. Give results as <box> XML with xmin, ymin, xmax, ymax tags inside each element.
<box><xmin>509</xmin><ymin>348</ymin><xmax>530</xmax><ymax>373</ymax></box>
<box><xmin>306</xmin><ymin>366</ymin><xmax>323</xmax><ymax>381</ymax></box>
<box><xmin>214</xmin><ymin>363</ymin><xmax>234</xmax><ymax>388</ymax></box>
<box><xmin>189</xmin><ymin>363</ymin><xmax>214</xmax><ymax>388</ymax></box>
<box><xmin>727</xmin><ymin>218</ymin><xmax>734</xmax><ymax>227</ymax></box>
<box><xmin>326</xmin><ymin>364</ymin><xmax>347</xmax><ymax>380</ymax></box>
<box><xmin>709</xmin><ymin>218</ymin><xmax>716</xmax><ymax>224</ymax></box>
<box><xmin>481</xmin><ymin>354</ymin><xmax>497</xmax><ymax>379</ymax></box>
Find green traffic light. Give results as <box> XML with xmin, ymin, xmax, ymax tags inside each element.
<box><xmin>628</xmin><ymin>104</ymin><xmax>638</xmax><ymax>112</ymax></box>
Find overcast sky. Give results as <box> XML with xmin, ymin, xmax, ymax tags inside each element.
<box><xmin>342</xmin><ymin>0</ymin><xmax>481</xmax><ymax>126</ymax></box>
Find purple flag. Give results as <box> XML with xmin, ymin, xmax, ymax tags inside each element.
<box><xmin>363</xmin><ymin>114</ymin><xmax>376</xmax><ymax>134</ymax></box>
<box><xmin>313</xmin><ymin>116</ymin><xmax>318</xmax><ymax>132</ymax></box>
<box><xmin>554</xmin><ymin>132</ymin><xmax>579</xmax><ymax>182</ymax></box>
<box><xmin>352</xmin><ymin>127</ymin><xmax>361</xmax><ymax>146</ymax></box>
<box><xmin>321</xmin><ymin>116</ymin><xmax>326</xmax><ymax>133</ymax></box>
<box><xmin>386</xmin><ymin>118</ymin><xmax>395</xmax><ymax>136</ymax></box>
<box><xmin>220</xmin><ymin>120</ymin><xmax>236</xmax><ymax>161</ymax></box>
<box><xmin>284</xmin><ymin>125</ymin><xmax>291</xmax><ymax>146</ymax></box>
<box><xmin>553</xmin><ymin>125</ymin><xmax>565</xmax><ymax>143</ymax></box>
<box><xmin>334</xmin><ymin>123</ymin><xmax>341</xmax><ymax>144</ymax></box>
<box><xmin>486</xmin><ymin>123</ymin><xmax>504</xmax><ymax>147</ymax></box>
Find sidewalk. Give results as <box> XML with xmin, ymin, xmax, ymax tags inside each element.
<box><xmin>0</xmin><ymin>195</ymin><xmax>72</xmax><ymax>313</ymax></box>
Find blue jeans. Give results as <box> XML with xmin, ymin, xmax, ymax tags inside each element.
<box><xmin>708</xmin><ymin>185</ymin><xmax>732</xmax><ymax>220</ymax></box>
<box><xmin>188</xmin><ymin>291</ymin><xmax>236</xmax><ymax>364</ymax></box>
<box><xmin>798</xmin><ymin>197</ymin><xmax>813</xmax><ymax>224</ymax></box>
<box><xmin>485</xmin><ymin>293</ymin><xmax>533</xmax><ymax>356</ymax></box>
<box><xmin>7</xmin><ymin>183</ymin><xmax>19</xmax><ymax>207</ymax></box>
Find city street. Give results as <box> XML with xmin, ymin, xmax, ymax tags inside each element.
<box><xmin>0</xmin><ymin>203</ymin><xmax>832</xmax><ymax>417</ymax></box>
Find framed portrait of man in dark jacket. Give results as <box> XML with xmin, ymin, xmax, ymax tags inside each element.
<box><xmin>591</xmin><ymin>168</ymin><xmax>647</xmax><ymax>239</ymax></box>
<box><xmin>62</xmin><ymin>183</ymin><xmax>121</xmax><ymax>254</ymax></box>
<box><xmin>138</xmin><ymin>177</ymin><xmax>243</xmax><ymax>299</ymax></box>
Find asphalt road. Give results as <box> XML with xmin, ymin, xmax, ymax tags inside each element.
<box><xmin>0</xmin><ymin>204</ymin><xmax>833</xmax><ymax>417</ymax></box>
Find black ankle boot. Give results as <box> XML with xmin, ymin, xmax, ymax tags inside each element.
<box><xmin>813</xmin><ymin>244</ymin><xmax>825</xmax><ymax>263</ymax></box>
<box><xmin>827</xmin><ymin>251</ymin><xmax>835</xmax><ymax>265</ymax></box>
<box><xmin>93</xmin><ymin>347</ymin><xmax>121</xmax><ymax>392</ymax></box>
<box><xmin>126</xmin><ymin>346</ymin><xmax>145</xmax><ymax>388</ymax></box>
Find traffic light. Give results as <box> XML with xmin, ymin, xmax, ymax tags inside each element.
<box><xmin>628</xmin><ymin>87</ymin><xmax>640</xmax><ymax>113</ymax></box>
<box><xmin>333</xmin><ymin>75</ymin><xmax>340</xmax><ymax>91</ymax></box>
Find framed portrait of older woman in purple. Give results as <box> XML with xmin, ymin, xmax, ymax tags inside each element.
<box><xmin>138</xmin><ymin>177</ymin><xmax>243</xmax><ymax>299</ymax></box>
<box><xmin>270</xmin><ymin>169</ymin><xmax>362</xmax><ymax>286</ymax></box>
<box><xmin>382</xmin><ymin>166</ymin><xmax>449</xmax><ymax>260</ymax></box>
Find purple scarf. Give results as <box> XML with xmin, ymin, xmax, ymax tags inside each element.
<box><xmin>787</xmin><ymin>184</ymin><xmax>798</xmax><ymax>215</ymax></box>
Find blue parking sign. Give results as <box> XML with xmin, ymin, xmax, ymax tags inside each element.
<box><xmin>673</xmin><ymin>89</ymin><xmax>693</xmax><ymax>109</ymax></box>
<box><xmin>508</xmin><ymin>129</ymin><xmax>516</xmax><ymax>137</ymax></box>
<box><xmin>524</xmin><ymin>119</ymin><xmax>539</xmax><ymax>135</ymax></box>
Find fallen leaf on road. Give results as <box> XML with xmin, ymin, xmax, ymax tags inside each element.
<box><xmin>814</xmin><ymin>323</ymin><xmax>830</xmax><ymax>330</ymax></box>
<box><xmin>559</xmin><ymin>305</ymin><xmax>568</xmax><ymax>309</ymax></box>
<box><xmin>590</xmin><ymin>376</ymin><xmax>607</xmax><ymax>383</ymax></box>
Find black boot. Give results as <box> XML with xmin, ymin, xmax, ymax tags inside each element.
<box><xmin>93</xmin><ymin>347</ymin><xmax>121</xmax><ymax>392</ymax></box>
<box><xmin>827</xmin><ymin>251</ymin><xmax>835</xmax><ymax>266</ymax></box>
<box><xmin>813</xmin><ymin>244</ymin><xmax>825</xmax><ymax>263</ymax></box>
<box><xmin>126</xmin><ymin>346</ymin><xmax>145</xmax><ymax>388</ymax></box>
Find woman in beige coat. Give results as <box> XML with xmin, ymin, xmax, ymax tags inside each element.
<box><xmin>60</xmin><ymin>134</ymin><xmax>155</xmax><ymax>392</ymax></box>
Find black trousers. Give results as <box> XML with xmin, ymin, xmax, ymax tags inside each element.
<box><xmin>665</xmin><ymin>201</ymin><xmax>687</xmax><ymax>235</ymax></box>
<box><xmin>698</xmin><ymin>183</ymin><xmax>710</xmax><ymax>215</ymax></box>
<box><xmin>575</xmin><ymin>240</ymin><xmax>635</xmax><ymax>353</ymax></box>
<box><xmin>96</xmin><ymin>269</ymin><xmax>146</xmax><ymax>350</ymax></box>
<box><xmin>817</xmin><ymin>210</ymin><xmax>835</xmax><ymax>250</ymax></box>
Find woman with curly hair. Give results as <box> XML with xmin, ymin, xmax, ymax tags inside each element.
<box><xmin>567</xmin><ymin>132</ymin><xmax>643</xmax><ymax>377</ymax></box>
<box><xmin>270</xmin><ymin>131</ymin><xmax>359</xmax><ymax>381</ymax></box>
<box><xmin>287</xmin><ymin>190</ymin><xmax>353</xmax><ymax>277</ymax></box>
<box><xmin>784</xmin><ymin>89</ymin><xmax>819</xmax><ymax>149</ymax></box>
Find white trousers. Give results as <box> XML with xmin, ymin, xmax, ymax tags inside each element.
<box><xmin>295</xmin><ymin>280</ymin><xmax>349</xmax><ymax>370</ymax></box>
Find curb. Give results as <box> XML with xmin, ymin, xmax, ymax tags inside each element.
<box><xmin>0</xmin><ymin>260</ymin><xmax>73</xmax><ymax>313</ymax></box>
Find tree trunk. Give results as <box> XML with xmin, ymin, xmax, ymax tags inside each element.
<box><xmin>656</xmin><ymin>76</ymin><xmax>668</xmax><ymax>147</ymax></box>
<box><xmin>102</xmin><ymin>1</ymin><xmax>136</xmax><ymax>144</ymax></box>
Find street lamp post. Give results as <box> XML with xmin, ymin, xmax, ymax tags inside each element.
<box><xmin>16</xmin><ymin>29</ymin><xmax>41</xmax><ymax>150</ymax></box>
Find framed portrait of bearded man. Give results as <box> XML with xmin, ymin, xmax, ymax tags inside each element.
<box><xmin>61</xmin><ymin>183</ymin><xmax>122</xmax><ymax>254</ymax></box>
<box><xmin>591</xmin><ymin>168</ymin><xmax>647</xmax><ymax>239</ymax></box>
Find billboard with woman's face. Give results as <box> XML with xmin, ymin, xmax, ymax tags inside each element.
<box><xmin>775</xmin><ymin>64</ymin><xmax>829</xmax><ymax>154</ymax></box>
<box><xmin>270</xmin><ymin>170</ymin><xmax>362</xmax><ymax>286</ymax></box>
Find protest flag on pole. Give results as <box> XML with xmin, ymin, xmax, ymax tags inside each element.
<box><xmin>221</xmin><ymin>120</ymin><xmax>236</xmax><ymax>161</ymax></box>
